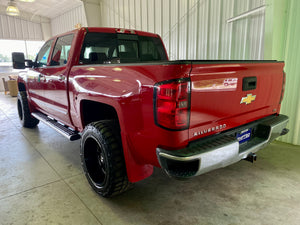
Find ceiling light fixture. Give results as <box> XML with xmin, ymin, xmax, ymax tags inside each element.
<box><xmin>6</xmin><ymin>0</ymin><xmax>20</xmax><ymax>16</ymax></box>
<box><xmin>19</xmin><ymin>0</ymin><xmax>35</xmax><ymax>2</ymax></box>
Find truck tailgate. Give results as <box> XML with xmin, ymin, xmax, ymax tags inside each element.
<box><xmin>188</xmin><ymin>61</ymin><xmax>284</xmax><ymax>142</ymax></box>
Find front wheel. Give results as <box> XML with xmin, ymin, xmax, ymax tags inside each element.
<box><xmin>80</xmin><ymin>120</ymin><xmax>132</xmax><ymax>197</ymax></box>
<box><xmin>17</xmin><ymin>91</ymin><xmax>39</xmax><ymax>128</ymax></box>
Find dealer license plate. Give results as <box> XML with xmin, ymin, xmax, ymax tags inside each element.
<box><xmin>237</xmin><ymin>128</ymin><xmax>252</xmax><ymax>144</ymax></box>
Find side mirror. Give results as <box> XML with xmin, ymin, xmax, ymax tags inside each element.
<box><xmin>12</xmin><ymin>52</ymin><xmax>25</xmax><ymax>69</ymax></box>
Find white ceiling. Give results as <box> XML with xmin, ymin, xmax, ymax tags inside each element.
<box><xmin>0</xmin><ymin>0</ymin><xmax>82</xmax><ymax>19</ymax></box>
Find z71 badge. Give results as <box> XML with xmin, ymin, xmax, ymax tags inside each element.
<box><xmin>241</xmin><ymin>94</ymin><xmax>256</xmax><ymax>105</ymax></box>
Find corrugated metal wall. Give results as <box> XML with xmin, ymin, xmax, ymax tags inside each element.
<box><xmin>100</xmin><ymin>0</ymin><xmax>265</xmax><ymax>60</ymax></box>
<box><xmin>51</xmin><ymin>4</ymin><xmax>87</xmax><ymax>36</ymax></box>
<box><xmin>0</xmin><ymin>14</ymin><xmax>43</xmax><ymax>40</ymax></box>
<box><xmin>279</xmin><ymin>0</ymin><xmax>300</xmax><ymax>145</ymax></box>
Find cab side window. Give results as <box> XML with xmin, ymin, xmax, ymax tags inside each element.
<box><xmin>50</xmin><ymin>34</ymin><xmax>74</xmax><ymax>66</ymax></box>
<box><xmin>36</xmin><ymin>40</ymin><xmax>53</xmax><ymax>68</ymax></box>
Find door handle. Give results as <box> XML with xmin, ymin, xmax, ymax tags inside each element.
<box><xmin>58</xmin><ymin>75</ymin><xmax>66</xmax><ymax>81</ymax></box>
<box><xmin>243</xmin><ymin>77</ymin><xmax>257</xmax><ymax>91</ymax></box>
<box><xmin>38</xmin><ymin>74</ymin><xmax>45</xmax><ymax>82</ymax></box>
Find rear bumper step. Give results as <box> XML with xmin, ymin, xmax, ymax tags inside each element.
<box><xmin>156</xmin><ymin>114</ymin><xmax>289</xmax><ymax>179</ymax></box>
<box><xmin>32</xmin><ymin>112</ymin><xmax>81</xmax><ymax>141</ymax></box>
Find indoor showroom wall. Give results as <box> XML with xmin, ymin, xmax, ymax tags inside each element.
<box><xmin>100</xmin><ymin>0</ymin><xmax>266</xmax><ymax>60</ymax></box>
<box><xmin>50</xmin><ymin>0</ymin><xmax>104</xmax><ymax>36</ymax></box>
<box><xmin>275</xmin><ymin>0</ymin><xmax>300</xmax><ymax>145</ymax></box>
<box><xmin>263</xmin><ymin>0</ymin><xmax>300</xmax><ymax>145</ymax></box>
<box><xmin>51</xmin><ymin>3</ymin><xmax>88</xmax><ymax>36</ymax></box>
<box><xmin>0</xmin><ymin>5</ymin><xmax>49</xmax><ymax>41</ymax></box>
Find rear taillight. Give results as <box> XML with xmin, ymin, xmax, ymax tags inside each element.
<box><xmin>280</xmin><ymin>71</ymin><xmax>286</xmax><ymax>104</ymax></box>
<box><xmin>154</xmin><ymin>78</ymin><xmax>190</xmax><ymax>130</ymax></box>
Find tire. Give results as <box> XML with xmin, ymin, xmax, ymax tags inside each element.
<box><xmin>80</xmin><ymin>120</ymin><xmax>132</xmax><ymax>197</ymax></box>
<box><xmin>17</xmin><ymin>91</ymin><xmax>39</xmax><ymax>128</ymax></box>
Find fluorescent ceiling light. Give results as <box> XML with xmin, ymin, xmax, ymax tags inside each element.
<box><xmin>6</xmin><ymin>0</ymin><xmax>20</xmax><ymax>16</ymax></box>
<box><xmin>19</xmin><ymin>0</ymin><xmax>35</xmax><ymax>2</ymax></box>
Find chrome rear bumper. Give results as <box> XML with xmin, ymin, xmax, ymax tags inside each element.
<box><xmin>156</xmin><ymin>114</ymin><xmax>289</xmax><ymax>178</ymax></box>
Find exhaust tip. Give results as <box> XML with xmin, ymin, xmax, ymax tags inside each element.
<box><xmin>244</xmin><ymin>152</ymin><xmax>257</xmax><ymax>163</ymax></box>
<box><xmin>280</xmin><ymin>128</ymin><xmax>289</xmax><ymax>136</ymax></box>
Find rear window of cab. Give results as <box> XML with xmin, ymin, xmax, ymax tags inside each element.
<box><xmin>79</xmin><ymin>33</ymin><xmax>167</xmax><ymax>64</ymax></box>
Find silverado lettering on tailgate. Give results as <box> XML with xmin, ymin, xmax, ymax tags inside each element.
<box><xmin>193</xmin><ymin>124</ymin><xmax>227</xmax><ymax>137</ymax></box>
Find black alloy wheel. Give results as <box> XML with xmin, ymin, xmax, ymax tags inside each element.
<box><xmin>80</xmin><ymin>120</ymin><xmax>132</xmax><ymax>197</ymax></box>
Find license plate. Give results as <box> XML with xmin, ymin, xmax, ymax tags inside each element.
<box><xmin>237</xmin><ymin>128</ymin><xmax>252</xmax><ymax>144</ymax></box>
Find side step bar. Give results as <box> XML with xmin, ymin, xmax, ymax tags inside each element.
<box><xmin>32</xmin><ymin>112</ymin><xmax>81</xmax><ymax>141</ymax></box>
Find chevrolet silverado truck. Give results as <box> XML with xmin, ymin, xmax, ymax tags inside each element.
<box><xmin>12</xmin><ymin>27</ymin><xmax>289</xmax><ymax>197</ymax></box>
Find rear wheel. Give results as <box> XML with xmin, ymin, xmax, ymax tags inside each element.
<box><xmin>80</xmin><ymin>120</ymin><xmax>132</xmax><ymax>197</ymax></box>
<box><xmin>17</xmin><ymin>91</ymin><xmax>39</xmax><ymax>128</ymax></box>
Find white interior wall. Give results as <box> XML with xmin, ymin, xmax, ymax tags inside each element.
<box><xmin>278</xmin><ymin>0</ymin><xmax>300</xmax><ymax>145</ymax></box>
<box><xmin>100</xmin><ymin>0</ymin><xmax>265</xmax><ymax>60</ymax></box>
<box><xmin>51</xmin><ymin>4</ymin><xmax>87</xmax><ymax>36</ymax></box>
<box><xmin>0</xmin><ymin>5</ymin><xmax>50</xmax><ymax>41</ymax></box>
<box><xmin>82</xmin><ymin>0</ymin><xmax>102</xmax><ymax>27</ymax></box>
<box><xmin>41</xmin><ymin>22</ymin><xmax>52</xmax><ymax>41</ymax></box>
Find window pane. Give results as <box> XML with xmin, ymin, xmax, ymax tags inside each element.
<box><xmin>138</xmin><ymin>36</ymin><xmax>167</xmax><ymax>61</ymax></box>
<box><xmin>0</xmin><ymin>40</ymin><xmax>26</xmax><ymax>63</ymax></box>
<box><xmin>117</xmin><ymin>39</ymin><xmax>139</xmax><ymax>63</ymax></box>
<box><xmin>36</xmin><ymin>40</ymin><xmax>54</xmax><ymax>67</ymax></box>
<box><xmin>25</xmin><ymin>41</ymin><xmax>44</xmax><ymax>61</ymax></box>
<box><xmin>79</xmin><ymin>33</ymin><xmax>117</xmax><ymax>65</ymax></box>
<box><xmin>79</xmin><ymin>32</ymin><xmax>167</xmax><ymax>65</ymax></box>
<box><xmin>50</xmin><ymin>34</ymin><xmax>74</xmax><ymax>66</ymax></box>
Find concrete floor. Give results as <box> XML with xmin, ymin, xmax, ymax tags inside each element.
<box><xmin>1</xmin><ymin>93</ymin><xmax>300</xmax><ymax>225</ymax></box>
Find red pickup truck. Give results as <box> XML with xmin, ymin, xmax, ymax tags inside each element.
<box><xmin>13</xmin><ymin>27</ymin><xmax>289</xmax><ymax>197</ymax></box>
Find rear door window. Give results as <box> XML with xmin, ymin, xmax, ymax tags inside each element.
<box><xmin>50</xmin><ymin>34</ymin><xmax>74</xmax><ymax>66</ymax></box>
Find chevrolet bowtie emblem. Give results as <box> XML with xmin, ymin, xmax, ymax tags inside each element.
<box><xmin>240</xmin><ymin>94</ymin><xmax>256</xmax><ymax>104</ymax></box>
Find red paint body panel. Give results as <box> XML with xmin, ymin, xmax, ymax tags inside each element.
<box><xmin>18</xmin><ymin>28</ymin><xmax>285</xmax><ymax>183</ymax></box>
<box><xmin>188</xmin><ymin>62</ymin><xmax>284</xmax><ymax>141</ymax></box>
<box><xmin>68</xmin><ymin>64</ymin><xmax>191</xmax><ymax>164</ymax></box>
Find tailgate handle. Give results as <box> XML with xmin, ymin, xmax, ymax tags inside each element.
<box><xmin>243</xmin><ymin>77</ymin><xmax>257</xmax><ymax>91</ymax></box>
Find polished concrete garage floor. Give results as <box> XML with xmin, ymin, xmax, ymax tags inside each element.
<box><xmin>1</xmin><ymin>93</ymin><xmax>300</xmax><ymax>225</ymax></box>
